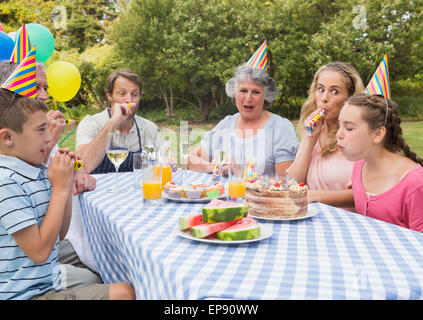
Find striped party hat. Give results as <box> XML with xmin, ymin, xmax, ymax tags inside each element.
<box><xmin>10</xmin><ymin>24</ymin><xmax>32</xmax><ymax>64</ymax></box>
<box><xmin>365</xmin><ymin>54</ymin><xmax>391</xmax><ymax>99</ymax></box>
<box><xmin>246</xmin><ymin>40</ymin><xmax>268</xmax><ymax>71</ymax></box>
<box><xmin>1</xmin><ymin>45</ymin><xmax>37</xmax><ymax>99</ymax></box>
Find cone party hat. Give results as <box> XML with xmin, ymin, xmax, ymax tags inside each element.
<box><xmin>365</xmin><ymin>54</ymin><xmax>391</xmax><ymax>99</ymax></box>
<box><xmin>10</xmin><ymin>24</ymin><xmax>32</xmax><ymax>64</ymax></box>
<box><xmin>246</xmin><ymin>40</ymin><xmax>268</xmax><ymax>71</ymax></box>
<box><xmin>1</xmin><ymin>45</ymin><xmax>37</xmax><ymax>99</ymax></box>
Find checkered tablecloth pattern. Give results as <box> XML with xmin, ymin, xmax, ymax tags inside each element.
<box><xmin>78</xmin><ymin>171</ymin><xmax>423</xmax><ymax>300</ymax></box>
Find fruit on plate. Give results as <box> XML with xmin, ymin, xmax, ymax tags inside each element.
<box><xmin>179</xmin><ymin>213</ymin><xmax>203</xmax><ymax>230</ymax></box>
<box><xmin>216</xmin><ymin>216</ymin><xmax>260</xmax><ymax>241</ymax></box>
<box><xmin>178</xmin><ymin>199</ymin><xmax>261</xmax><ymax>241</ymax></box>
<box><xmin>202</xmin><ymin>199</ymin><xmax>248</xmax><ymax>223</ymax></box>
<box><xmin>191</xmin><ymin>220</ymin><xmax>238</xmax><ymax>238</ymax></box>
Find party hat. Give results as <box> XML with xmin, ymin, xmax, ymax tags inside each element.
<box><xmin>244</xmin><ymin>159</ymin><xmax>257</xmax><ymax>183</ymax></box>
<box><xmin>10</xmin><ymin>24</ymin><xmax>32</xmax><ymax>64</ymax></box>
<box><xmin>365</xmin><ymin>54</ymin><xmax>391</xmax><ymax>99</ymax></box>
<box><xmin>169</xmin><ymin>149</ymin><xmax>177</xmax><ymax>173</ymax></box>
<box><xmin>212</xmin><ymin>163</ymin><xmax>221</xmax><ymax>180</ymax></box>
<box><xmin>246</xmin><ymin>40</ymin><xmax>268</xmax><ymax>71</ymax></box>
<box><xmin>1</xmin><ymin>45</ymin><xmax>37</xmax><ymax>99</ymax></box>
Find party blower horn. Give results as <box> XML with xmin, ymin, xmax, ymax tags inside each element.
<box><xmin>74</xmin><ymin>160</ymin><xmax>83</xmax><ymax>170</ymax></box>
<box><xmin>304</xmin><ymin>110</ymin><xmax>325</xmax><ymax>136</ymax></box>
<box><xmin>65</xmin><ymin>119</ymin><xmax>74</xmax><ymax>126</ymax></box>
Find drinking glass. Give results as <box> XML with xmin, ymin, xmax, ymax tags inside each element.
<box><xmin>133</xmin><ymin>152</ymin><xmax>144</xmax><ymax>191</ymax></box>
<box><xmin>159</xmin><ymin>138</ymin><xmax>172</xmax><ymax>190</ymax></box>
<box><xmin>212</xmin><ymin>131</ymin><xmax>228</xmax><ymax>182</ymax></box>
<box><xmin>228</xmin><ymin>161</ymin><xmax>246</xmax><ymax>202</ymax></box>
<box><xmin>106</xmin><ymin>131</ymin><xmax>129</xmax><ymax>192</ymax></box>
<box><xmin>143</xmin><ymin>138</ymin><xmax>158</xmax><ymax>161</ymax></box>
<box><xmin>142</xmin><ymin>160</ymin><xmax>162</xmax><ymax>207</ymax></box>
<box><xmin>179</xmin><ymin>139</ymin><xmax>190</xmax><ymax>185</ymax></box>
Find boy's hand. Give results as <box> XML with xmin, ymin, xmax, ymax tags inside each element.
<box><xmin>48</xmin><ymin>151</ymin><xmax>75</xmax><ymax>193</ymax></box>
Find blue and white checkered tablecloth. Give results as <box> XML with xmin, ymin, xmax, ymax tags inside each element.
<box><xmin>78</xmin><ymin>171</ymin><xmax>423</xmax><ymax>300</ymax></box>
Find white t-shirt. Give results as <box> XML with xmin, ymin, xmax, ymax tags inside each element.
<box><xmin>76</xmin><ymin>109</ymin><xmax>158</xmax><ymax>151</ymax></box>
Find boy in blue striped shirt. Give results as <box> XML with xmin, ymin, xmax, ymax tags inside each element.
<box><xmin>0</xmin><ymin>89</ymin><xmax>135</xmax><ymax>300</ymax></box>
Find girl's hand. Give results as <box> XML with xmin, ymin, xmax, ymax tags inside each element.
<box><xmin>307</xmin><ymin>189</ymin><xmax>320</xmax><ymax>203</ymax></box>
<box><xmin>304</xmin><ymin>109</ymin><xmax>324</xmax><ymax>138</ymax></box>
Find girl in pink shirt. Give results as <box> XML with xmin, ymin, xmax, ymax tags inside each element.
<box><xmin>337</xmin><ymin>93</ymin><xmax>423</xmax><ymax>232</ymax></box>
<box><xmin>287</xmin><ymin>62</ymin><xmax>364</xmax><ymax>209</ymax></box>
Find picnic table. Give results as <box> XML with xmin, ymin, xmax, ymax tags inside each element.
<box><xmin>68</xmin><ymin>170</ymin><xmax>423</xmax><ymax>300</ymax></box>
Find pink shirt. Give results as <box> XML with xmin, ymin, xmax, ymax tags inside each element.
<box><xmin>306</xmin><ymin>139</ymin><xmax>355</xmax><ymax>191</ymax></box>
<box><xmin>352</xmin><ymin>159</ymin><xmax>423</xmax><ymax>232</ymax></box>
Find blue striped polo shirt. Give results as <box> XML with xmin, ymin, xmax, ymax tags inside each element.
<box><xmin>0</xmin><ymin>155</ymin><xmax>61</xmax><ymax>300</ymax></box>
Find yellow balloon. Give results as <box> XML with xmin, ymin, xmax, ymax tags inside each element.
<box><xmin>46</xmin><ymin>61</ymin><xmax>81</xmax><ymax>102</ymax></box>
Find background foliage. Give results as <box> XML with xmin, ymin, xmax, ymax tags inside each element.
<box><xmin>1</xmin><ymin>0</ymin><xmax>422</xmax><ymax>122</ymax></box>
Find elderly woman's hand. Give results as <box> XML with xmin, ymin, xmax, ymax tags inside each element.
<box><xmin>73</xmin><ymin>173</ymin><xmax>96</xmax><ymax>195</ymax></box>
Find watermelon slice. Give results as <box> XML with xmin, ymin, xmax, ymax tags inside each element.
<box><xmin>191</xmin><ymin>220</ymin><xmax>238</xmax><ymax>238</ymax></box>
<box><xmin>179</xmin><ymin>213</ymin><xmax>204</xmax><ymax>230</ymax></box>
<box><xmin>202</xmin><ymin>199</ymin><xmax>248</xmax><ymax>223</ymax></box>
<box><xmin>216</xmin><ymin>216</ymin><xmax>260</xmax><ymax>241</ymax></box>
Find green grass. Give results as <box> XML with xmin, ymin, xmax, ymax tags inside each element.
<box><xmin>59</xmin><ymin>120</ymin><xmax>423</xmax><ymax>159</ymax></box>
<box><xmin>402</xmin><ymin>121</ymin><xmax>423</xmax><ymax>158</ymax></box>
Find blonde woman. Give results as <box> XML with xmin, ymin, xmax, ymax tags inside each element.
<box><xmin>287</xmin><ymin>61</ymin><xmax>364</xmax><ymax>209</ymax></box>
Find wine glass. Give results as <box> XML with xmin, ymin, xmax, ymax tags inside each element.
<box><xmin>179</xmin><ymin>139</ymin><xmax>190</xmax><ymax>185</ymax></box>
<box><xmin>106</xmin><ymin>131</ymin><xmax>129</xmax><ymax>192</ymax></box>
<box><xmin>212</xmin><ymin>130</ymin><xmax>228</xmax><ymax>182</ymax></box>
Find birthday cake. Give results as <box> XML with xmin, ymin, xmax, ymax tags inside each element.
<box><xmin>244</xmin><ymin>178</ymin><xmax>308</xmax><ymax>218</ymax></box>
<box><xmin>164</xmin><ymin>181</ymin><xmax>225</xmax><ymax>200</ymax></box>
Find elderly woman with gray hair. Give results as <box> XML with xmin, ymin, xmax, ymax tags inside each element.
<box><xmin>188</xmin><ymin>65</ymin><xmax>298</xmax><ymax>176</ymax></box>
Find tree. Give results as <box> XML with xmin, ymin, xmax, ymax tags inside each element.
<box><xmin>111</xmin><ymin>0</ymin><xmax>178</xmax><ymax>117</ymax></box>
<box><xmin>66</xmin><ymin>0</ymin><xmax>118</xmax><ymax>52</ymax></box>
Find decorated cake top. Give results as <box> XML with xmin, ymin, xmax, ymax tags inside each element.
<box><xmin>246</xmin><ymin>177</ymin><xmax>308</xmax><ymax>192</ymax></box>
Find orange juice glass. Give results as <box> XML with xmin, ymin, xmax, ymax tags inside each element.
<box><xmin>143</xmin><ymin>161</ymin><xmax>162</xmax><ymax>206</ymax></box>
<box><xmin>143</xmin><ymin>181</ymin><xmax>162</xmax><ymax>200</ymax></box>
<box><xmin>161</xmin><ymin>166</ymin><xmax>172</xmax><ymax>190</ymax></box>
<box><xmin>228</xmin><ymin>161</ymin><xmax>246</xmax><ymax>202</ymax></box>
<box><xmin>229</xmin><ymin>181</ymin><xmax>246</xmax><ymax>198</ymax></box>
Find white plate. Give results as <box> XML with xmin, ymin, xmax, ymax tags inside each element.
<box><xmin>250</xmin><ymin>206</ymin><xmax>318</xmax><ymax>221</ymax></box>
<box><xmin>175</xmin><ymin>223</ymin><xmax>273</xmax><ymax>244</ymax></box>
<box><xmin>163</xmin><ymin>193</ymin><xmax>227</xmax><ymax>203</ymax></box>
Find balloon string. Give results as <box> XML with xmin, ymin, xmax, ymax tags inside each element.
<box><xmin>59</xmin><ymin>129</ymin><xmax>75</xmax><ymax>147</ymax></box>
<box><xmin>58</xmin><ymin>102</ymin><xmax>75</xmax><ymax>148</ymax></box>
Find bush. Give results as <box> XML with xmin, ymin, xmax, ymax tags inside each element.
<box><xmin>391</xmin><ymin>79</ymin><xmax>423</xmax><ymax>118</ymax></box>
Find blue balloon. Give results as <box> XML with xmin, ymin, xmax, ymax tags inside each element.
<box><xmin>0</xmin><ymin>32</ymin><xmax>14</xmax><ymax>61</ymax></box>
